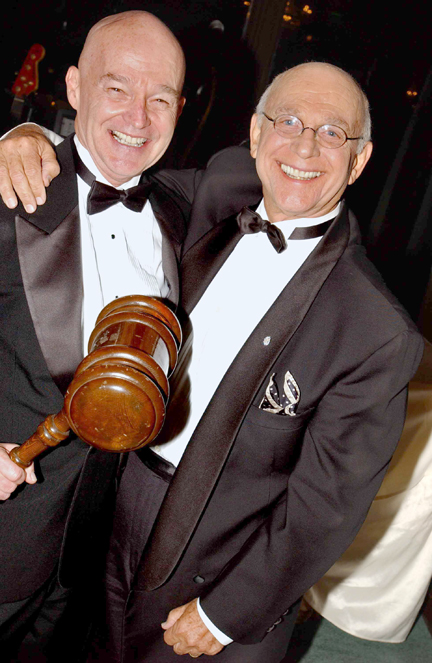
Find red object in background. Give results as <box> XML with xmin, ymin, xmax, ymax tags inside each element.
<box><xmin>12</xmin><ymin>43</ymin><xmax>45</xmax><ymax>98</ymax></box>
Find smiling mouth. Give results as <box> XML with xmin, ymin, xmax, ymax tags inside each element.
<box><xmin>111</xmin><ymin>131</ymin><xmax>147</xmax><ymax>147</ymax></box>
<box><xmin>280</xmin><ymin>163</ymin><xmax>322</xmax><ymax>180</ymax></box>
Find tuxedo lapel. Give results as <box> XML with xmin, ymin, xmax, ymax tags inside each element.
<box><xmin>14</xmin><ymin>136</ymin><xmax>82</xmax><ymax>393</ymax></box>
<box><xmin>139</xmin><ymin>204</ymin><xmax>351</xmax><ymax>590</ymax></box>
<box><xmin>149</xmin><ymin>184</ymin><xmax>189</xmax><ymax>307</ymax></box>
<box><xmin>16</xmin><ymin>208</ymin><xmax>82</xmax><ymax>394</ymax></box>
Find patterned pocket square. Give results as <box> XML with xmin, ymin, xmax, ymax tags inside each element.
<box><xmin>259</xmin><ymin>370</ymin><xmax>300</xmax><ymax>416</ymax></box>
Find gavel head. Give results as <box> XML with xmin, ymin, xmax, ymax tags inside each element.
<box><xmin>63</xmin><ymin>295</ymin><xmax>182</xmax><ymax>453</ymax></box>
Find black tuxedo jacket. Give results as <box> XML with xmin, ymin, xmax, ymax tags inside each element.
<box><xmin>0</xmin><ymin>136</ymin><xmax>190</xmax><ymax>603</ymax></box>
<box><xmin>132</xmin><ymin>148</ymin><xmax>423</xmax><ymax>644</ymax></box>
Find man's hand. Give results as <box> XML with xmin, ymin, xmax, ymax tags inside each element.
<box><xmin>0</xmin><ymin>443</ymin><xmax>37</xmax><ymax>500</ymax></box>
<box><xmin>0</xmin><ymin>125</ymin><xmax>60</xmax><ymax>214</ymax></box>
<box><xmin>162</xmin><ymin>599</ymin><xmax>224</xmax><ymax>657</ymax></box>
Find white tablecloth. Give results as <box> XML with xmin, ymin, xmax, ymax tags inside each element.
<box><xmin>306</xmin><ymin>381</ymin><xmax>432</xmax><ymax>642</ymax></box>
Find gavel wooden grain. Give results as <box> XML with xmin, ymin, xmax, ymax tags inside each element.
<box><xmin>9</xmin><ymin>295</ymin><xmax>182</xmax><ymax>469</ymax></box>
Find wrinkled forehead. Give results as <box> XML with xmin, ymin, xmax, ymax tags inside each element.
<box><xmin>267</xmin><ymin>68</ymin><xmax>363</xmax><ymax>131</ymax></box>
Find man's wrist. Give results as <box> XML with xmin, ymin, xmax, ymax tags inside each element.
<box><xmin>196</xmin><ymin>598</ymin><xmax>233</xmax><ymax>646</ymax></box>
<box><xmin>1</xmin><ymin>122</ymin><xmax>41</xmax><ymax>141</ymax></box>
<box><xmin>1</xmin><ymin>123</ymin><xmax>62</xmax><ymax>146</ymax></box>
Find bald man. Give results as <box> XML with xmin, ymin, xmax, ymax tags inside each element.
<box><xmin>95</xmin><ymin>63</ymin><xmax>422</xmax><ymax>661</ymax></box>
<box><xmin>0</xmin><ymin>11</ymin><xmax>188</xmax><ymax>661</ymax></box>
<box><xmin>0</xmin><ymin>63</ymin><xmax>423</xmax><ymax>662</ymax></box>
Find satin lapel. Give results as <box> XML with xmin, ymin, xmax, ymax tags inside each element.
<box><xmin>16</xmin><ymin>209</ymin><xmax>82</xmax><ymax>394</ymax></box>
<box><xmin>149</xmin><ymin>186</ymin><xmax>188</xmax><ymax>307</ymax></box>
<box><xmin>139</xmin><ymin>204</ymin><xmax>351</xmax><ymax>590</ymax></box>
<box><xmin>15</xmin><ymin>136</ymin><xmax>83</xmax><ymax>393</ymax></box>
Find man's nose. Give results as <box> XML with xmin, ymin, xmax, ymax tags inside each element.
<box><xmin>124</xmin><ymin>99</ymin><xmax>151</xmax><ymax>129</ymax></box>
<box><xmin>290</xmin><ymin>127</ymin><xmax>320</xmax><ymax>159</ymax></box>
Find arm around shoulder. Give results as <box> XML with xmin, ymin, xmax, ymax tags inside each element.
<box><xmin>0</xmin><ymin>123</ymin><xmax>61</xmax><ymax>212</ymax></box>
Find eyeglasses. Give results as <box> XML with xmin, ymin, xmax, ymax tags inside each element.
<box><xmin>262</xmin><ymin>113</ymin><xmax>362</xmax><ymax>149</ymax></box>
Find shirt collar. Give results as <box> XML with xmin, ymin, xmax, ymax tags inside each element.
<box><xmin>255</xmin><ymin>199</ymin><xmax>341</xmax><ymax>238</ymax></box>
<box><xmin>74</xmin><ymin>135</ymin><xmax>141</xmax><ymax>189</ymax></box>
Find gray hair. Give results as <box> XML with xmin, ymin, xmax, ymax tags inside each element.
<box><xmin>255</xmin><ymin>63</ymin><xmax>371</xmax><ymax>154</ymax></box>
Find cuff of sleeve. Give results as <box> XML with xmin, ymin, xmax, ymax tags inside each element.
<box><xmin>1</xmin><ymin>123</ymin><xmax>62</xmax><ymax>146</ymax></box>
<box><xmin>196</xmin><ymin>598</ymin><xmax>233</xmax><ymax>646</ymax></box>
<box><xmin>41</xmin><ymin>126</ymin><xmax>63</xmax><ymax>145</ymax></box>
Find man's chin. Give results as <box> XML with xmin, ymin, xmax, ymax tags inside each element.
<box><xmin>100</xmin><ymin>156</ymin><xmax>155</xmax><ymax>186</ymax></box>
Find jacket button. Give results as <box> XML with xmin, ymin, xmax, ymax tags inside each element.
<box><xmin>193</xmin><ymin>575</ymin><xmax>205</xmax><ymax>584</ymax></box>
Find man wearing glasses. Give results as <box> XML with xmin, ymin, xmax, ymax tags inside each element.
<box><xmin>0</xmin><ymin>62</ymin><xmax>423</xmax><ymax>662</ymax></box>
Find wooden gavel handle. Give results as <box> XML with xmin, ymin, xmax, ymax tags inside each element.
<box><xmin>9</xmin><ymin>411</ymin><xmax>71</xmax><ymax>469</ymax></box>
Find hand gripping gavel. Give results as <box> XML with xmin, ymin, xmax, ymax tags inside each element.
<box><xmin>9</xmin><ymin>295</ymin><xmax>182</xmax><ymax>469</ymax></box>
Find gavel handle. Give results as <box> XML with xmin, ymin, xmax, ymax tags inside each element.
<box><xmin>9</xmin><ymin>411</ymin><xmax>71</xmax><ymax>469</ymax></box>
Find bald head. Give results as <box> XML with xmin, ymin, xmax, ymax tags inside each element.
<box><xmin>257</xmin><ymin>62</ymin><xmax>371</xmax><ymax>153</ymax></box>
<box><xmin>66</xmin><ymin>11</ymin><xmax>186</xmax><ymax>186</ymax></box>
<box><xmin>79</xmin><ymin>12</ymin><xmax>185</xmax><ymax>89</ymax></box>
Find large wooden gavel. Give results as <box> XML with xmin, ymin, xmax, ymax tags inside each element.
<box><xmin>9</xmin><ymin>295</ymin><xmax>182</xmax><ymax>469</ymax></box>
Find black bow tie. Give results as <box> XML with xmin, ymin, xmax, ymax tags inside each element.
<box><xmin>86</xmin><ymin>180</ymin><xmax>152</xmax><ymax>215</ymax></box>
<box><xmin>71</xmin><ymin>138</ymin><xmax>152</xmax><ymax>215</ymax></box>
<box><xmin>236</xmin><ymin>207</ymin><xmax>334</xmax><ymax>253</ymax></box>
<box><xmin>237</xmin><ymin>207</ymin><xmax>287</xmax><ymax>253</ymax></box>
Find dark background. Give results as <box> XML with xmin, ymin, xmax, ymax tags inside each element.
<box><xmin>1</xmin><ymin>0</ymin><xmax>431</xmax><ymax>328</ymax></box>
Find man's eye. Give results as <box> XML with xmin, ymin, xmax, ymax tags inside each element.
<box><xmin>322</xmin><ymin>126</ymin><xmax>344</xmax><ymax>139</ymax></box>
<box><xmin>155</xmin><ymin>98</ymin><xmax>170</xmax><ymax>105</ymax></box>
<box><xmin>278</xmin><ymin>116</ymin><xmax>298</xmax><ymax>129</ymax></box>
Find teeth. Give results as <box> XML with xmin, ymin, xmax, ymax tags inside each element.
<box><xmin>112</xmin><ymin>131</ymin><xmax>147</xmax><ymax>147</ymax></box>
<box><xmin>280</xmin><ymin>164</ymin><xmax>321</xmax><ymax>180</ymax></box>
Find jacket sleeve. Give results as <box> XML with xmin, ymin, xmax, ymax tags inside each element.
<box><xmin>155</xmin><ymin>146</ymin><xmax>262</xmax><ymax>254</ymax></box>
<box><xmin>152</xmin><ymin>167</ymin><xmax>204</xmax><ymax>205</ymax></box>
<box><xmin>200</xmin><ymin>328</ymin><xmax>424</xmax><ymax>643</ymax></box>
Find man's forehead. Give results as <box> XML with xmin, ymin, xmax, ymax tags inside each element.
<box><xmin>87</xmin><ymin>42</ymin><xmax>183</xmax><ymax>94</ymax></box>
<box><xmin>84</xmin><ymin>19</ymin><xmax>184</xmax><ymax>82</ymax></box>
<box><xmin>267</xmin><ymin>70</ymin><xmax>361</xmax><ymax>128</ymax></box>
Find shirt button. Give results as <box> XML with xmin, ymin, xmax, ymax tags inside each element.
<box><xmin>193</xmin><ymin>575</ymin><xmax>205</xmax><ymax>584</ymax></box>
<box><xmin>263</xmin><ymin>336</ymin><xmax>271</xmax><ymax>346</ymax></box>
<box><xmin>111</xmin><ymin>234</ymin><xmax>115</xmax><ymax>239</ymax></box>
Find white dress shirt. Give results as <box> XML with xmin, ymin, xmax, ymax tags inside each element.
<box><xmin>74</xmin><ymin>138</ymin><xmax>169</xmax><ymax>353</ymax></box>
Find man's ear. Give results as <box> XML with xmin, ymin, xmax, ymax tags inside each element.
<box><xmin>176</xmin><ymin>96</ymin><xmax>186</xmax><ymax>122</ymax></box>
<box><xmin>65</xmin><ymin>66</ymin><xmax>80</xmax><ymax>111</ymax></box>
<box><xmin>348</xmin><ymin>141</ymin><xmax>373</xmax><ymax>185</ymax></box>
<box><xmin>249</xmin><ymin>114</ymin><xmax>262</xmax><ymax>159</ymax></box>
